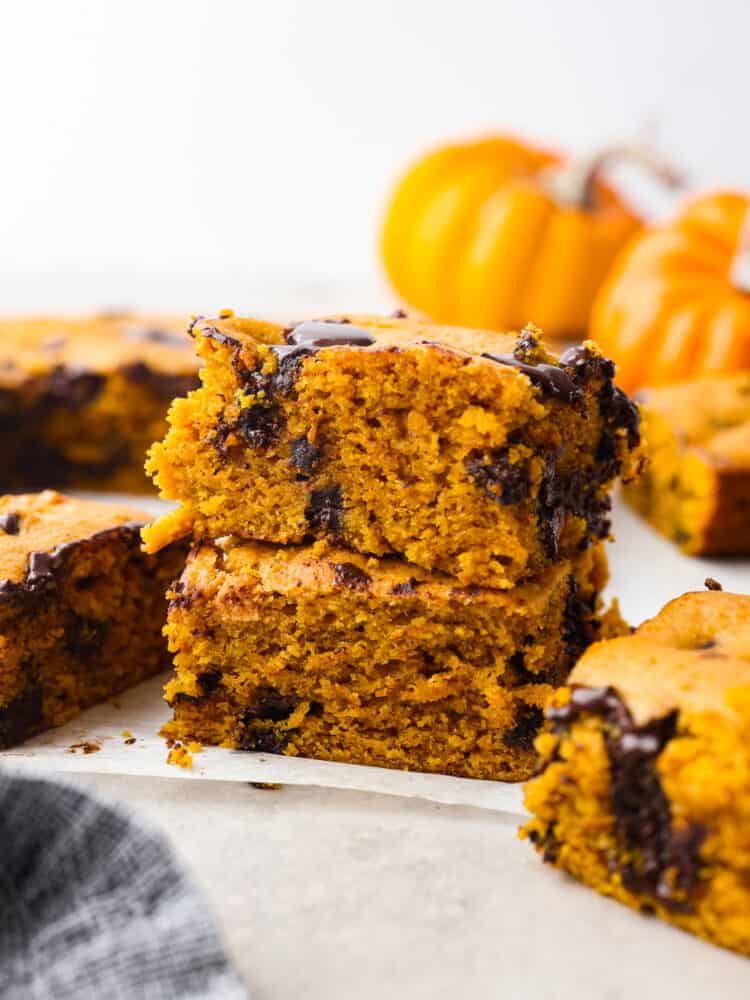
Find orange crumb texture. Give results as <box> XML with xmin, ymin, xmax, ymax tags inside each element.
<box><xmin>143</xmin><ymin>312</ymin><xmax>642</xmax><ymax>590</ymax></box>
<box><xmin>162</xmin><ymin>536</ymin><xmax>622</xmax><ymax>782</ymax></box>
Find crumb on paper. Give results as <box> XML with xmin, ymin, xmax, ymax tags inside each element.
<box><xmin>250</xmin><ymin>782</ymin><xmax>282</xmax><ymax>791</ymax></box>
<box><xmin>121</xmin><ymin>729</ymin><xmax>132</xmax><ymax>738</ymax></box>
<box><xmin>187</xmin><ymin>740</ymin><xmax>202</xmax><ymax>754</ymax></box>
<box><xmin>67</xmin><ymin>740</ymin><xmax>101</xmax><ymax>755</ymax></box>
<box><xmin>124</xmin><ymin>737</ymin><xmax>136</xmax><ymax>746</ymax></box>
<box><xmin>166</xmin><ymin>740</ymin><xmax>193</xmax><ymax>769</ymax></box>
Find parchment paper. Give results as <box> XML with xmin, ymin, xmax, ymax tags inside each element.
<box><xmin>3</xmin><ymin>493</ymin><xmax>749</xmax><ymax>818</ymax></box>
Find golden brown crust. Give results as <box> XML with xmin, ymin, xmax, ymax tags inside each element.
<box><xmin>0</xmin><ymin>491</ymin><xmax>147</xmax><ymax>585</ymax></box>
<box><xmin>0</xmin><ymin>312</ymin><xmax>198</xmax><ymax>385</ymax></box>
<box><xmin>569</xmin><ymin>591</ymin><xmax>750</xmax><ymax>726</ymax></box>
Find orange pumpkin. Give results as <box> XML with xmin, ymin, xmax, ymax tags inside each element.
<box><xmin>591</xmin><ymin>191</ymin><xmax>750</xmax><ymax>392</ymax></box>
<box><xmin>381</xmin><ymin>135</ymin><xmax>649</xmax><ymax>338</ymax></box>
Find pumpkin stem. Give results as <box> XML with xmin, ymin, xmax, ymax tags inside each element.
<box><xmin>539</xmin><ymin>145</ymin><xmax>684</xmax><ymax>211</ymax></box>
<box><xmin>730</xmin><ymin>209</ymin><xmax>750</xmax><ymax>294</ymax></box>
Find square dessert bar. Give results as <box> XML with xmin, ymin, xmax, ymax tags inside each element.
<box><xmin>162</xmin><ymin>538</ymin><xmax>616</xmax><ymax>781</ymax></box>
<box><xmin>524</xmin><ymin>587</ymin><xmax>750</xmax><ymax>957</ymax></box>
<box><xmin>625</xmin><ymin>373</ymin><xmax>750</xmax><ymax>555</ymax></box>
<box><xmin>0</xmin><ymin>491</ymin><xmax>185</xmax><ymax>748</ymax></box>
<box><xmin>144</xmin><ymin>312</ymin><xmax>642</xmax><ymax>589</ymax></box>
<box><xmin>0</xmin><ymin>312</ymin><xmax>200</xmax><ymax>492</ymax></box>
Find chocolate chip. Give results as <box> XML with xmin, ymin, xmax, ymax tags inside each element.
<box><xmin>0</xmin><ymin>511</ymin><xmax>20</xmax><ymax>535</ymax></box>
<box><xmin>390</xmin><ymin>308</ymin><xmax>408</xmax><ymax>318</ymax></box>
<box><xmin>390</xmin><ymin>577</ymin><xmax>419</xmax><ymax>595</ymax></box>
<box><xmin>306</xmin><ymin>485</ymin><xmax>344</xmax><ymax>537</ymax></box>
<box><xmin>234</xmin><ymin>403</ymin><xmax>280</xmax><ymax>449</ymax></box>
<box><xmin>289</xmin><ymin>436</ymin><xmax>321</xmax><ymax>474</ymax></box>
<box><xmin>63</xmin><ymin>615</ymin><xmax>108</xmax><ymax>659</ymax></box>
<box><xmin>504</xmin><ymin>703</ymin><xmax>545</xmax><ymax>751</ymax></box>
<box><xmin>465</xmin><ymin>448</ymin><xmax>531</xmax><ymax>505</ymax></box>
<box><xmin>332</xmin><ymin>562</ymin><xmax>371</xmax><ymax>589</ymax></box>
<box><xmin>705</xmin><ymin>577</ymin><xmax>723</xmax><ymax>592</ymax></box>
<box><xmin>197</xmin><ymin>671</ymin><xmax>222</xmax><ymax>695</ymax></box>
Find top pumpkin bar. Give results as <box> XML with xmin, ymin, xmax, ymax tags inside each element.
<box><xmin>143</xmin><ymin>312</ymin><xmax>642</xmax><ymax>588</ymax></box>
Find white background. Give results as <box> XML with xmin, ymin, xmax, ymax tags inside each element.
<box><xmin>1</xmin><ymin>0</ymin><xmax>748</xmax><ymax>313</ymax></box>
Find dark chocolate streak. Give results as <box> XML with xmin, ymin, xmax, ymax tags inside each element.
<box><xmin>482</xmin><ymin>351</ymin><xmax>581</xmax><ymax>403</ymax></box>
<box><xmin>0</xmin><ymin>511</ymin><xmax>20</xmax><ymax>535</ymax></box>
<box><xmin>118</xmin><ymin>362</ymin><xmax>199</xmax><ymax>402</ymax></box>
<box><xmin>0</xmin><ymin>680</ymin><xmax>43</xmax><ymax>749</ymax></box>
<box><xmin>547</xmin><ymin>687</ymin><xmax>705</xmax><ymax>911</ymax></box>
<box><xmin>0</xmin><ymin>522</ymin><xmax>144</xmax><ymax>606</ymax></box>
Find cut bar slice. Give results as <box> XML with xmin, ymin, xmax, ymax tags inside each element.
<box><xmin>0</xmin><ymin>491</ymin><xmax>185</xmax><ymax>747</ymax></box>
<box><xmin>0</xmin><ymin>312</ymin><xmax>199</xmax><ymax>492</ymax></box>
<box><xmin>523</xmin><ymin>588</ymin><xmax>750</xmax><ymax>957</ymax></box>
<box><xmin>624</xmin><ymin>373</ymin><xmax>750</xmax><ymax>555</ymax></box>
<box><xmin>144</xmin><ymin>312</ymin><xmax>642</xmax><ymax>589</ymax></box>
<box><xmin>163</xmin><ymin>538</ymin><xmax>615</xmax><ymax>781</ymax></box>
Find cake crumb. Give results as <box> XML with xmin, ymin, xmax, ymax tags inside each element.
<box><xmin>121</xmin><ymin>729</ymin><xmax>132</xmax><ymax>738</ymax></box>
<box><xmin>250</xmin><ymin>782</ymin><xmax>282</xmax><ymax>791</ymax></box>
<box><xmin>705</xmin><ymin>577</ymin><xmax>723</xmax><ymax>591</ymax></box>
<box><xmin>187</xmin><ymin>740</ymin><xmax>202</xmax><ymax>753</ymax></box>
<box><xmin>166</xmin><ymin>740</ymin><xmax>193</xmax><ymax>769</ymax></box>
<box><xmin>67</xmin><ymin>740</ymin><xmax>101</xmax><ymax>755</ymax></box>
<box><xmin>124</xmin><ymin>737</ymin><xmax>136</xmax><ymax>745</ymax></box>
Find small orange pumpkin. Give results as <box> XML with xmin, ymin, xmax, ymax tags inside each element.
<box><xmin>381</xmin><ymin>136</ymin><xmax>658</xmax><ymax>338</ymax></box>
<box><xmin>591</xmin><ymin>191</ymin><xmax>750</xmax><ymax>391</ymax></box>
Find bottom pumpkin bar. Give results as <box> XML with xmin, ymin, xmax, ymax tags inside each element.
<box><xmin>0</xmin><ymin>491</ymin><xmax>185</xmax><ymax>747</ymax></box>
<box><xmin>163</xmin><ymin>538</ymin><xmax>617</xmax><ymax>781</ymax></box>
<box><xmin>523</xmin><ymin>588</ymin><xmax>750</xmax><ymax>957</ymax></box>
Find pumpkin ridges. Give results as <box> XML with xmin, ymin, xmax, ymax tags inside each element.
<box><xmin>452</xmin><ymin>182</ymin><xmax>555</xmax><ymax>329</ymax></box>
<box><xmin>408</xmin><ymin>161</ymin><xmax>515</xmax><ymax>321</ymax></box>
<box><xmin>698</xmin><ymin>299</ymin><xmax>750</xmax><ymax>374</ymax></box>
<box><xmin>648</xmin><ymin>301</ymin><xmax>715</xmax><ymax>385</ymax></box>
<box><xmin>382</xmin><ymin>134</ymin><xmax>644</xmax><ymax>336</ymax></box>
<box><xmin>382</xmin><ymin>138</ymin><xmax>555</xmax><ymax>311</ymax></box>
<box><xmin>382</xmin><ymin>146</ymin><xmax>489</xmax><ymax>307</ymax></box>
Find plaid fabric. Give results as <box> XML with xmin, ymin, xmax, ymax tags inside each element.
<box><xmin>0</xmin><ymin>771</ymin><xmax>247</xmax><ymax>999</ymax></box>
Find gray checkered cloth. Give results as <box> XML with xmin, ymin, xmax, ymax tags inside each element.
<box><xmin>0</xmin><ymin>770</ymin><xmax>247</xmax><ymax>999</ymax></box>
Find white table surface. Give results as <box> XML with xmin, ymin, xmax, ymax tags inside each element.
<box><xmin>51</xmin><ymin>496</ymin><xmax>750</xmax><ymax>998</ymax></box>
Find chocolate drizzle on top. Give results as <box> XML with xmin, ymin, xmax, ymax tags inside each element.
<box><xmin>0</xmin><ymin>522</ymin><xmax>144</xmax><ymax>605</ymax></box>
<box><xmin>285</xmin><ymin>321</ymin><xmax>376</xmax><ymax>349</ymax></box>
<box><xmin>482</xmin><ymin>331</ymin><xmax>582</xmax><ymax>404</ymax></box>
<box><xmin>547</xmin><ymin>686</ymin><xmax>705</xmax><ymax>911</ymax></box>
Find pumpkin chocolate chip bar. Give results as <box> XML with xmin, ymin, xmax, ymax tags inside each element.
<box><xmin>143</xmin><ymin>312</ymin><xmax>642</xmax><ymax>589</ymax></box>
<box><xmin>0</xmin><ymin>312</ymin><xmax>199</xmax><ymax>492</ymax></box>
<box><xmin>523</xmin><ymin>587</ymin><xmax>750</xmax><ymax>957</ymax></box>
<box><xmin>161</xmin><ymin>537</ymin><xmax>618</xmax><ymax>781</ymax></box>
<box><xmin>0</xmin><ymin>491</ymin><xmax>185</xmax><ymax>748</ymax></box>
<box><xmin>624</xmin><ymin>373</ymin><xmax>750</xmax><ymax>555</ymax></box>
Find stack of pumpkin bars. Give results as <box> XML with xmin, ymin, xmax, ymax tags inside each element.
<box><xmin>143</xmin><ymin>310</ymin><xmax>642</xmax><ymax>781</ymax></box>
